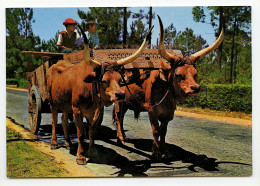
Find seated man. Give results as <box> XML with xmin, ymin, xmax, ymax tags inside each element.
<box><xmin>57</xmin><ymin>18</ymin><xmax>80</xmax><ymax>53</ymax></box>
<box><xmin>77</xmin><ymin>20</ymin><xmax>100</xmax><ymax>50</ymax></box>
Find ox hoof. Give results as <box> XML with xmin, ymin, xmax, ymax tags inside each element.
<box><xmin>117</xmin><ymin>138</ymin><xmax>125</xmax><ymax>145</ymax></box>
<box><xmin>65</xmin><ymin>142</ymin><xmax>74</xmax><ymax>150</ymax></box>
<box><xmin>51</xmin><ymin>144</ymin><xmax>58</xmax><ymax>149</ymax></box>
<box><xmin>66</xmin><ymin>145</ymin><xmax>74</xmax><ymax>151</ymax></box>
<box><xmin>151</xmin><ymin>153</ymin><xmax>162</xmax><ymax>162</ymax></box>
<box><xmin>76</xmin><ymin>158</ymin><xmax>87</xmax><ymax>165</ymax></box>
<box><xmin>161</xmin><ymin>154</ymin><xmax>169</xmax><ymax>162</ymax></box>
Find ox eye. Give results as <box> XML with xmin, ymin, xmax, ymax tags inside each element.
<box><xmin>176</xmin><ymin>74</ymin><xmax>185</xmax><ymax>80</ymax></box>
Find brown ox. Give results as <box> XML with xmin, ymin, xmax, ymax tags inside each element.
<box><xmin>113</xmin><ymin>16</ymin><xmax>224</xmax><ymax>160</ymax></box>
<box><xmin>46</xmin><ymin>28</ymin><xmax>151</xmax><ymax>165</ymax></box>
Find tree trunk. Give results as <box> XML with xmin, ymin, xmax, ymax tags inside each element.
<box><xmin>123</xmin><ymin>7</ymin><xmax>127</xmax><ymax>46</ymax></box>
<box><xmin>217</xmin><ymin>7</ymin><xmax>224</xmax><ymax>70</ymax></box>
<box><xmin>234</xmin><ymin>25</ymin><xmax>239</xmax><ymax>83</ymax></box>
<box><xmin>230</xmin><ymin>15</ymin><xmax>237</xmax><ymax>84</ymax></box>
<box><xmin>148</xmin><ymin>7</ymin><xmax>152</xmax><ymax>49</ymax></box>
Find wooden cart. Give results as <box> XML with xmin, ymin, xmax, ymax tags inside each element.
<box><xmin>23</xmin><ymin>49</ymin><xmax>181</xmax><ymax>134</ymax></box>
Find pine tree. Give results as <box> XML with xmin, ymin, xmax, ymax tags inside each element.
<box><xmin>6</xmin><ymin>8</ymin><xmax>41</xmax><ymax>79</ymax></box>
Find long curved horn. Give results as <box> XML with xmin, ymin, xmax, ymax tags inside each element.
<box><xmin>117</xmin><ymin>26</ymin><xmax>154</xmax><ymax>66</ymax></box>
<box><xmin>83</xmin><ymin>44</ymin><xmax>101</xmax><ymax>66</ymax></box>
<box><xmin>190</xmin><ymin>29</ymin><xmax>224</xmax><ymax>60</ymax></box>
<box><xmin>158</xmin><ymin>15</ymin><xmax>179</xmax><ymax>63</ymax></box>
<box><xmin>78</xmin><ymin>23</ymin><xmax>101</xmax><ymax>66</ymax></box>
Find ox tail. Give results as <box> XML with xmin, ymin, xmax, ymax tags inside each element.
<box><xmin>46</xmin><ymin>67</ymin><xmax>57</xmax><ymax>106</ymax></box>
<box><xmin>46</xmin><ymin>72</ymin><xmax>53</xmax><ymax>106</ymax></box>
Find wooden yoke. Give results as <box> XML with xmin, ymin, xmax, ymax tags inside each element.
<box><xmin>93</xmin><ymin>49</ymin><xmax>182</xmax><ymax>69</ymax></box>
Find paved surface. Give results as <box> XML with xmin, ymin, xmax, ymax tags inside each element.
<box><xmin>6</xmin><ymin>88</ymin><xmax>252</xmax><ymax>177</ymax></box>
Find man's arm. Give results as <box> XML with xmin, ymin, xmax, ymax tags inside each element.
<box><xmin>56</xmin><ymin>33</ymin><xmax>73</xmax><ymax>50</ymax></box>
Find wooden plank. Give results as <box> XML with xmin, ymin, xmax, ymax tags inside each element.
<box><xmin>63</xmin><ymin>50</ymin><xmax>84</xmax><ymax>63</ymax></box>
<box><xmin>21</xmin><ymin>51</ymin><xmax>64</xmax><ymax>57</ymax></box>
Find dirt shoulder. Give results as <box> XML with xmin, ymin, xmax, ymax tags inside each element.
<box><xmin>6</xmin><ymin>86</ymin><xmax>28</xmax><ymax>92</ymax></box>
<box><xmin>6</xmin><ymin>86</ymin><xmax>252</xmax><ymax>127</ymax></box>
<box><xmin>6</xmin><ymin>118</ymin><xmax>97</xmax><ymax>177</ymax></box>
<box><xmin>175</xmin><ymin>110</ymin><xmax>251</xmax><ymax>127</ymax></box>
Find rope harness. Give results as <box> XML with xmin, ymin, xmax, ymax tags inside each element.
<box><xmin>118</xmin><ymin>57</ymin><xmax>196</xmax><ymax>110</ymax></box>
<box><xmin>92</xmin><ymin>57</ymin><xmax>195</xmax><ymax>112</ymax></box>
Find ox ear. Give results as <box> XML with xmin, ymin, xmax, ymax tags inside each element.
<box><xmin>83</xmin><ymin>72</ymin><xmax>97</xmax><ymax>83</ymax></box>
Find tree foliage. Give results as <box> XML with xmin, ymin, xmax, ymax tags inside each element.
<box><xmin>192</xmin><ymin>6</ymin><xmax>251</xmax><ymax>84</ymax></box>
<box><xmin>6</xmin><ymin>8</ymin><xmax>42</xmax><ymax>78</ymax></box>
<box><xmin>174</xmin><ymin>28</ymin><xmax>207</xmax><ymax>56</ymax></box>
<box><xmin>77</xmin><ymin>7</ymin><xmax>154</xmax><ymax>47</ymax></box>
<box><xmin>78</xmin><ymin>8</ymin><xmax>125</xmax><ymax>47</ymax></box>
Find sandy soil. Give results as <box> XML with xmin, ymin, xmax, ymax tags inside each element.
<box><xmin>175</xmin><ymin>110</ymin><xmax>252</xmax><ymax>127</ymax></box>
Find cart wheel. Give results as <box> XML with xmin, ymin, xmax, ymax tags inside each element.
<box><xmin>28</xmin><ymin>85</ymin><xmax>41</xmax><ymax>134</ymax></box>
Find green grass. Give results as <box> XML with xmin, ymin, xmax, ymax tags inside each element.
<box><xmin>6</xmin><ymin>78</ymin><xmax>28</xmax><ymax>88</ymax></box>
<box><xmin>6</xmin><ymin>127</ymin><xmax>70</xmax><ymax>177</ymax></box>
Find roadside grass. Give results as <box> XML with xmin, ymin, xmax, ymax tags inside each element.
<box><xmin>177</xmin><ymin>106</ymin><xmax>252</xmax><ymax>120</ymax></box>
<box><xmin>6</xmin><ymin>127</ymin><xmax>70</xmax><ymax>177</ymax></box>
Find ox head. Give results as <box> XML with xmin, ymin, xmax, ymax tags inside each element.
<box><xmin>158</xmin><ymin>15</ymin><xmax>224</xmax><ymax>99</ymax></box>
<box><xmin>78</xmin><ymin>24</ymin><xmax>153</xmax><ymax>106</ymax></box>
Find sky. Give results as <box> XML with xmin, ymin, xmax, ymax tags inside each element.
<box><xmin>31</xmin><ymin>7</ymin><xmax>216</xmax><ymax>47</ymax></box>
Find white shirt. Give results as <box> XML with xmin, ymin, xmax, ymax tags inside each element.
<box><xmin>56</xmin><ymin>30</ymin><xmax>80</xmax><ymax>46</ymax></box>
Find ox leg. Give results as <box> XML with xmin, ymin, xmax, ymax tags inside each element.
<box><xmin>148</xmin><ymin>114</ymin><xmax>161</xmax><ymax>161</ymax></box>
<box><xmin>160</xmin><ymin>121</ymin><xmax>169</xmax><ymax>159</ymax></box>
<box><xmin>113</xmin><ymin>102</ymin><xmax>128</xmax><ymax>144</ymax></box>
<box><xmin>73</xmin><ymin>107</ymin><xmax>86</xmax><ymax>165</ymax></box>
<box><xmin>143</xmin><ymin>78</ymin><xmax>153</xmax><ymax>110</ymax></box>
<box><xmin>50</xmin><ymin>108</ymin><xmax>59</xmax><ymax>149</ymax></box>
<box><xmin>61</xmin><ymin>112</ymin><xmax>73</xmax><ymax>150</ymax></box>
<box><xmin>88</xmin><ymin>107</ymin><xmax>104</xmax><ymax>160</ymax></box>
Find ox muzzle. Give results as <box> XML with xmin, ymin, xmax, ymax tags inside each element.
<box><xmin>191</xmin><ymin>85</ymin><xmax>201</xmax><ymax>94</ymax></box>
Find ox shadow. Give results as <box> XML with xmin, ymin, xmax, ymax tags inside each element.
<box><xmin>68</xmin><ymin>125</ymin><xmax>221</xmax><ymax>176</ymax></box>
<box><xmin>38</xmin><ymin>124</ymin><xmax>251</xmax><ymax>177</ymax></box>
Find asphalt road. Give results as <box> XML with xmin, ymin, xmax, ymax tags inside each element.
<box><xmin>6</xmin><ymin>88</ymin><xmax>252</xmax><ymax>177</ymax></box>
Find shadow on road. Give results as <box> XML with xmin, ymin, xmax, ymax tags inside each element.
<box><xmin>38</xmin><ymin>123</ymin><xmax>251</xmax><ymax>177</ymax></box>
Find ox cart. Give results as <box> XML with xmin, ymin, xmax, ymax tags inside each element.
<box><xmin>22</xmin><ymin>48</ymin><xmax>182</xmax><ymax>134</ymax></box>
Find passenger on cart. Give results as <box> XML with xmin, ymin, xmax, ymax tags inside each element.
<box><xmin>57</xmin><ymin>18</ymin><xmax>80</xmax><ymax>53</ymax></box>
<box><xmin>77</xmin><ymin>20</ymin><xmax>100</xmax><ymax>51</ymax></box>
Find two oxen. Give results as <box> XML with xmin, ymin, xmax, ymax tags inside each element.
<box><xmin>46</xmin><ymin>16</ymin><xmax>224</xmax><ymax>165</ymax></box>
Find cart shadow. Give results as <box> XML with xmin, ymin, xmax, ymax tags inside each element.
<box><xmin>39</xmin><ymin>124</ymin><xmax>251</xmax><ymax>177</ymax></box>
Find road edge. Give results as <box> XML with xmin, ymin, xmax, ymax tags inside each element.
<box><xmin>6</xmin><ymin>118</ymin><xmax>97</xmax><ymax>177</ymax></box>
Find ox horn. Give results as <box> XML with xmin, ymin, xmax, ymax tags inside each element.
<box><xmin>116</xmin><ymin>25</ymin><xmax>154</xmax><ymax>66</ymax></box>
<box><xmin>83</xmin><ymin>44</ymin><xmax>101</xmax><ymax>66</ymax></box>
<box><xmin>158</xmin><ymin>15</ymin><xmax>179</xmax><ymax>63</ymax></box>
<box><xmin>78</xmin><ymin>23</ymin><xmax>101</xmax><ymax>66</ymax></box>
<box><xmin>189</xmin><ymin>29</ymin><xmax>224</xmax><ymax>60</ymax></box>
